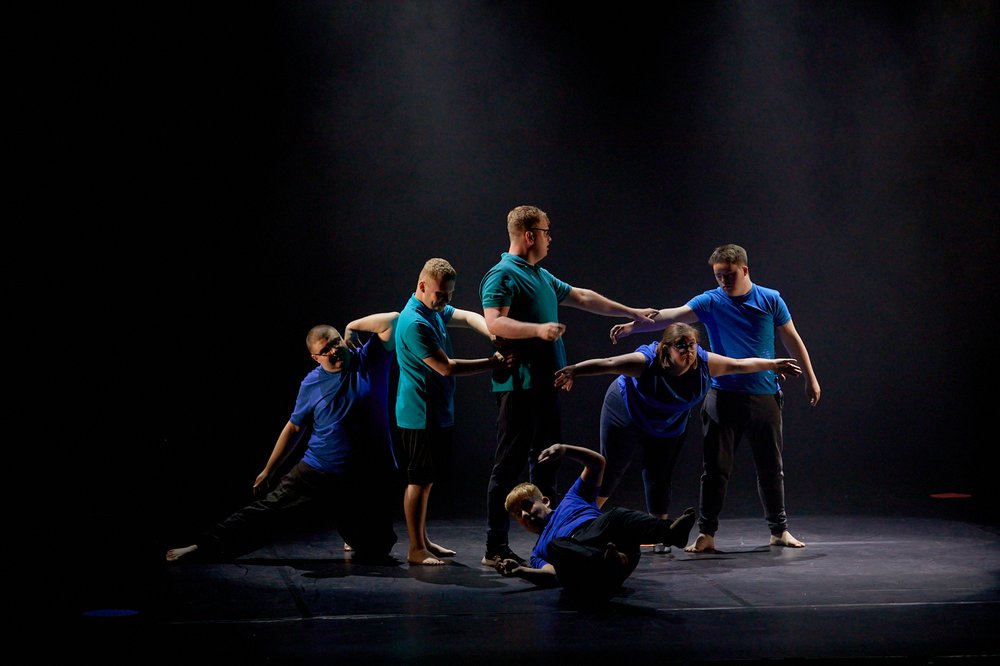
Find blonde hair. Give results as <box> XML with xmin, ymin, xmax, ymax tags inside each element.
<box><xmin>504</xmin><ymin>482</ymin><xmax>543</xmax><ymax>513</ymax></box>
<box><xmin>507</xmin><ymin>205</ymin><xmax>547</xmax><ymax>237</ymax></box>
<box><xmin>419</xmin><ymin>257</ymin><xmax>457</xmax><ymax>282</ymax></box>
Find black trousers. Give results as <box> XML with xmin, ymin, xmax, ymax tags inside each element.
<box><xmin>547</xmin><ymin>507</ymin><xmax>679</xmax><ymax>597</ymax></box>
<box><xmin>486</xmin><ymin>387</ymin><xmax>561</xmax><ymax>548</ymax></box>
<box><xmin>698</xmin><ymin>389</ymin><xmax>788</xmax><ymax>536</ymax></box>
<box><xmin>201</xmin><ymin>460</ymin><xmax>398</xmax><ymax>559</ymax></box>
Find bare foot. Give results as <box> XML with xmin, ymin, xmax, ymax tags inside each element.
<box><xmin>408</xmin><ymin>549</ymin><xmax>445</xmax><ymax>566</ymax></box>
<box><xmin>427</xmin><ymin>541</ymin><xmax>456</xmax><ymax>557</ymax></box>
<box><xmin>603</xmin><ymin>543</ymin><xmax>629</xmax><ymax>568</ymax></box>
<box><xmin>343</xmin><ymin>543</ymin><xmax>353</xmax><ymax>552</ymax></box>
<box><xmin>684</xmin><ymin>533</ymin><xmax>715</xmax><ymax>553</ymax></box>
<box><xmin>166</xmin><ymin>544</ymin><xmax>198</xmax><ymax>562</ymax></box>
<box><xmin>770</xmin><ymin>530</ymin><xmax>805</xmax><ymax>548</ymax></box>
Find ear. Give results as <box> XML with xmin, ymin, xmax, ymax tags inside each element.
<box><xmin>541</xmin><ymin>496</ymin><xmax>550</xmax><ymax>507</ymax></box>
<box><xmin>417</xmin><ymin>279</ymin><xmax>427</xmax><ymax>293</ymax></box>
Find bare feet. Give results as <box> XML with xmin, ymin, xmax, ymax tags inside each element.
<box><xmin>684</xmin><ymin>533</ymin><xmax>716</xmax><ymax>553</ymax></box>
<box><xmin>427</xmin><ymin>541</ymin><xmax>456</xmax><ymax>558</ymax></box>
<box><xmin>165</xmin><ymin>544</ymin><xmax>199</xmax><ymax>562</ymax></box>
<box><xmin>408</xmin><ymin>549</ymin><xmax>445</xmax><ymax>566</ymax></box>
<box><xmin>668</xmin><ymin>507</ymin><xmax>697</xmax><ymax>548</ymax></box>
<box><xmin>603</xmin><ymin>543</ymin><xmax>629</xmax><ymax>568</ymax></box>
<box><xmin>770</xmin><ymin>530</ymin><xmax>805</xmax><ymax>548</ymax></box>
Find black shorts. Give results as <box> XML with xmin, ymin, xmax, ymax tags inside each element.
<box><xmin>397</xmin><ymin>426</ymin><xmax>453</xmax><ymax>485</ymax></box>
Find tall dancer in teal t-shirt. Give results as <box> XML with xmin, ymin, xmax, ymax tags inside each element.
<box><xmin>396</xmin><ymin>258</ymin><xmax>507</xmax><ymax>565</ymax></box>
<box><xmin>611</xmin><ymin>244</ymin><xmax>821</xmax><ymax>552</ymax></box>
<box><xmin>478</xmin><ymin>204</ymin><xmax>658</xmax><ymax>566</ymax></box>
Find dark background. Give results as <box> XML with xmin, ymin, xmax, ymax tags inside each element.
<box><xmin>53</xmin><ymin>1</ymin><xmax>997</xmax><ymax>609</ymax></box>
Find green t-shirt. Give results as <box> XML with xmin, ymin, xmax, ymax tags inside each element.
<box><xmin>479</xmin><ymin>252</ymin><xmax>572</xmax><ymax>391</ymax></box>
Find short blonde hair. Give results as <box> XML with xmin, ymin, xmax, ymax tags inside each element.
<box><xmin>504</xmin><ymin>482</ymin><xmax>543</xmax><ymax>513</ymax></box>
<box><xmin>507</xmin><ymin>205</ymin><xmax>547</xmax><ymax>236</ymax></box>
<box><xmin>419</xmin><ymin>257</ymin><xmax>457</xmax><ymax>282</ymax></box>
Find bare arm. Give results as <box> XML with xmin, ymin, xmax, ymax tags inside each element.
<box><xmin>484</xmin><ymin>305</ymin><xmax>566</xmax><ymax>341</ymax></box>
<box><xmin>536</xmin><ymin>443</ymin><xmax>605</xmax><ymax>487</ymax></box>
<box><xmin>344</xmin><ymin>311</ymin><xmax>400</xmax><ymax>347</ymax></box>
<box><xmin>609</xmin><ymin>305</ymin><xmax>699</xmax><ymax>344</ymax></box>
<box><xmin>447</xmin><ymin>308</ymin><xmax>495</xmax><ymax>341</ymax></box>
<box><xmin>494</xmin><ymin>558</ymin><xmax>559</xmax><ymax>585</ymax></box>
<box><xmin>253</xmin><ymin>420</ymin><xmax>302</xmax><ymax>495</ymax></box>
<box><xmin>421</xmin><ymin>347</ymin><xmax>507</xmax><ymax>378</ymax></box>
<box><xmin>777</xmin><ymin>320</ymin><xmax>821</xmax><ymax>406</ymax></box>
<box><xmin>554</xmin><ymin>352</ymin><xmax>648</xmax><ymax>391</ymax></box>
<box><xmin>562</xmin><ymin>287</ymin><xmax>658</xmax><ymax>322</ymax></box>
<box><xmin>706</xmin><ymin>353</ymin><xmax>802</xmax><ymax>379</ymax></box>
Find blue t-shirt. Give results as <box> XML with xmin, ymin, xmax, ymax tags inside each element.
<box><xmin>395</xmin><ymin>295</ymin><xmax>456</xmax><ymax>429</ymax></box>
<box><xmin>290</xmin><ymin>335</ymin><xmax>394</xmax><ymax>474</ymax></box>
<box><xmin>480</xmin><ymin>252</ymin><xmax>572</xmax><ymax>391</ymax></box>
<box><xmin>530</xmin><ymin>476</ymin><xmax>603</xmax><ymax>569</ymax></box>
<box><xmin>618</xmin><ymin>343</ymin><xmax>711</xmax><ymax>437</ymax></box>
<box><xmin>687</xmin><ymin>284</ymin><xmax>791</xmax><ymax>394</ymax></box>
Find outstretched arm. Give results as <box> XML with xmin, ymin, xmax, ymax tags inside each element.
<box><xmin>421</xmin><ymin>347</ymin><xmax>508</xmax><ymax>378</ymax></box>
<box><xmin>562</xmin><ymin>287</ymin><xmax>658</xmax><ymax>322</ymax></box>
<box><xmin>493</xmin><ymin>558</ymin><xmax>559</xmax><ymax>585</ymax></box>
<box><xmin>253</xmin><ymin>420</ymin><xmax>303</xmax><ymax>496</ymax></box>
<box><xmin>344</xmin><ymin>311</ymin><xmax>400</xmax><ymax>347</ymax></box>
<box><xmin>609</xmin><ymin>304</ymin><xmax>699</xmax><ymax>344</ymax></box>
<box><xmin>554</xmin><ymin>352</ymin><xmax>647</xmax><ymax>391</ymax></box>
<box><xmin>706</xmin><ymin>354</ymin><xmax>802</xmax><ymax>379</ymax></box>
<box><xmin>776</xmin><ymin>321</ymin><xmax>821</xmax><ymax>406</ymax></box>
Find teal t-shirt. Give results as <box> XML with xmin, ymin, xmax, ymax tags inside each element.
<box><xmin>395</xmin><ymin>295</ymin><xmax>456</xmax><ymax>428</ymax></box>
<box><xmin>480</xmin><ymin>252</ymin><xmax>572</xmax><ymax>391</ymax></box>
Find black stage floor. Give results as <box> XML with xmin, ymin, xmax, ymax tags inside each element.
<box><xmin>74</xmin><ymin>507</ymin><xmax>1000</xmax><ymax>665</ymax></box>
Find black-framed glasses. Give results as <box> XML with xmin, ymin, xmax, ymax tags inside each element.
<box><xmin>671</xmin><ymin>340</ymin><xmax>696</xmax><ymax>352</ymax></box>
<box><xmin>312</xmin><ymin>339</ymin><xmax>342</xmax><ymax>357</ymax></box>
<box><xmin>528</xmin><ymin>227</ymin><xmax>552</xmax><ymax>238</ymax></box>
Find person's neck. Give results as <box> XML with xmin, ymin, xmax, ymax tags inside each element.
<box><xmin>508</xmin><ymin>245</ymin><xmax>538</xmax><ymax>265</ymax></box>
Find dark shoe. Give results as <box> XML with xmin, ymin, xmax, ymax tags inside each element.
<box><xmin>668</xmin><ymin>507</ymin><xmax>697</xmax><ymax>549</ymax></box>
<box><xmin>482</xmin><ymin>543</ymin><xmax>527</xmax><ymax>567</ymax></box>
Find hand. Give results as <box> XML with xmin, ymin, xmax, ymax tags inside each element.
<box><xmin>631</xmin><ymin>308</ymin><xmax>659</xmax><ymax>322</ymax></box>
<box><xmin>773</xmin><ymin>358</ymin><xmax>802</xmax><ymax>381</ymax></box>
<box><xmin>252</xmin><ymin>470</ymin><xmax>271</xmax><ymax>497</ymax></box>
<box><xmin>493</xmin><ymin>557</ymin><xmax>521</xmax><ymax>576</ymax></box>
<box><xmin>806</xmin><ymin>380</ymin><xmax>821</xmax><ymax>407</ymax></box>
<box><xmin>610</xmin><ymin>321</ymin><xmax>634</xmax><ymax>345</ymax></box>
<box><xmin>536</xmin><ymin>322</ymin><xmax>566</xmax><ymax>342</ymax></box>
<box><xmin>491</xmin><ymin>350</ymin><xmax>515</xmax><ymax>368</ymax></box>
<box><xmin>343</xmin><ymin>328</ymin><xmax>362</xmax><ymax>350</ymax></box>
<box><xmin>536</xmin><ymin>444</ymin><xmax>565</xmax><ymax>465</ymax></box>
<box><xmin>554</xmin><ymin>365</ymin><xmax>575</xmax><ymax>391</ymax></box>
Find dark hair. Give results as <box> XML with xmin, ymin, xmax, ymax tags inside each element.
<box><xmin>655</xmin><ymin>322</ymin><xmax>699</xmax><ymax>369</ymax></box>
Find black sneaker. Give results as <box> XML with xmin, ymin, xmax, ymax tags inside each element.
<box><xmin>482</xmin><ymin>544</ymin><xmax>527</xmax><ymax>567</ymax></box>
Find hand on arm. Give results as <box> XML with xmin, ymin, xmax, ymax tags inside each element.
<box><xmin>562</xmin><ymin>288</ymin><xmax>658</xmax><ymax>322</ymax></box>
<box><xmin>253</xmin><ymin>420</ymin><xmax>302</xmax><ymax>496</ymax></box>
<box><xmin>609</xmin><ymin>305</ymin><xmax>698</xmax><ymax>344</ymax></box>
